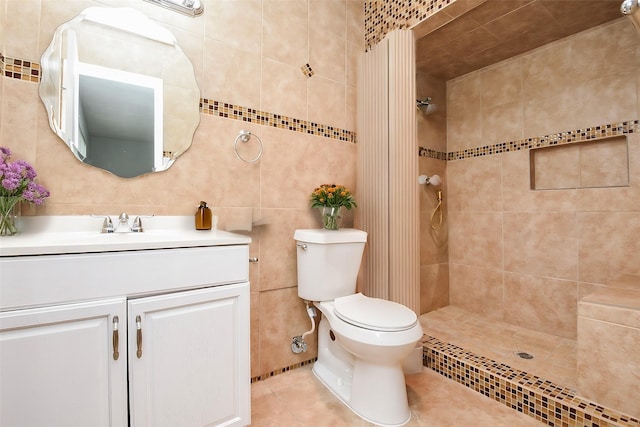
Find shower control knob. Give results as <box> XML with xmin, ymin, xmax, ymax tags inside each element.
<box><xmin>418</xmin><ymin>174</ymin><xmax>441</xmax><ymax>186</ymax></box>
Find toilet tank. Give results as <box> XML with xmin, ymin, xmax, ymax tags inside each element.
<box><xmin>294</xmin><ymin>228</ymin><xmax>367</xmax><ymax>301</ymax></box>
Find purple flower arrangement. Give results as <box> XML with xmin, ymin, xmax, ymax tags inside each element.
<box><xmin>0</xmin><ymin>147</ymin><xmax>50</xmax><ymax>235</ymax></box>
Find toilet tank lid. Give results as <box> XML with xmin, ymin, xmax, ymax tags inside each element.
<box><xmin>294</xmin><ymin>228</ymin><xmax>367</xmax><ymax>244</ymax></box>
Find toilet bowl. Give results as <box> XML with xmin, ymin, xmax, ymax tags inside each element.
<box><xmin>312</xmin><ymin>294</ymin><xmax>423</xmax><ymax>426</ymax></box>
<box><xmin>295</xmin><ymin>228</ymin><xmax>423</xmax><ymax>427</ymax></box>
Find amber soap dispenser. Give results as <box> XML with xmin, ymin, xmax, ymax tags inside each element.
<box><xmin>195</xmin><ymin>201</ymin><xmax>212</xmax><ymax>230</ymax></box>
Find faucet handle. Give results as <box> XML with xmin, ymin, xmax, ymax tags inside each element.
<box><xmin>91</xmin><ymin>214</ymin><xmax>114</xmax><ymax>233</ymax></box>
<box><xmin>132</xmin><ymin>215</ymin><xmax>154</xmax><ymax>233</ymax></box>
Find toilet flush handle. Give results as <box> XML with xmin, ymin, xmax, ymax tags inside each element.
<box><xmin>296</xmin><ymin>243</ymin><xmax>308</xmax><ymax>250</ymax></box>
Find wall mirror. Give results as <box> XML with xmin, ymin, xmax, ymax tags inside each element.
<box><xmin>39</xmin><ymin>7</ymin><xmax>201</xmax><ymax>178</ymax></box>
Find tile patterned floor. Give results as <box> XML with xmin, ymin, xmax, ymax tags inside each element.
<box><xmin>250</xmin><ymin>364</ymin><xmax>544</xmax><ymax>426</ymax></box>
<box><xmin>250</xmin><ymin>305</ymin><xmax>582</xmax><ymax>426</ymax></box>
<box><xmin>418</xmin><ymin>306</ymin><xmax>577</xmax><ymax>391</ymax></box>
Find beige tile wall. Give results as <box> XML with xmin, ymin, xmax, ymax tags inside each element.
<box><xmin>0</xmin><ymin>1</ymin><xmax>5</xmax><ymax>65</ymax></box>
<box><xmin>418</xmin><ymin>155</ymin><xmax>449</xmax><ymax>314</ymax></box>
<box><xmin>446</xmin><ymin>18</ymin><xmax>640</xmax><ymax>339</ymax></box>
<box><xmin>0</xmin><ymin>0</ymin><xmax>363</xmax><ymax>379</ymax></box>
<box><xmin>578</xmin><ymin>281</ymin><xmax>640</xmax><ymax>418</ymax></box>
<box><xmin>417</xmin><ymin>72</ymin><xmax>449</xmax><ymax>314</ymax></box>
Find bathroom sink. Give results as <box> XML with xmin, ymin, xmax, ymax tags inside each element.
<box><xmin>0</xmin><ymin>216</ymin><xmax>250</xmax><ymax>256</ymax></box>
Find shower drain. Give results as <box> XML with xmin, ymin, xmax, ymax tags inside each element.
<box><xmin>516</xmin><ymin>351</ymin><xmax>534</xmax><ymax>360</ymax></box>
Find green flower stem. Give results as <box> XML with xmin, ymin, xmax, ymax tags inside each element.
<box><xmin>320</xmin><ymin>206</ymin><xmax>342</xmax><ymax>230</ymax></box>
<box><xmin>0</xmin><ymin>196</ymin><xmax>20</xmax><ymax>236</ymax></box>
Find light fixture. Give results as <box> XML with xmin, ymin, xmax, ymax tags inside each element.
<box><xmin>144</xmin><ymin>0</ymin><xmax>204</xmax><ymax>17</ymax></box>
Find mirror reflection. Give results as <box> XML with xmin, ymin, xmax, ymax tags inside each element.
<box><xmin>39</xmin><ymin>7</ymin><xmax>201</xmax><ymax>178</ymax></box>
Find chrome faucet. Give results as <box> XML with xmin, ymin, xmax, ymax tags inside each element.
<box><xmin>115</xmin><ymin>213</ymin><xmax>132</xmax><ymax>233</ymax></box>
<box><xmin>92</xmin><ymin>213</ymin><xmax>154</xmax><ymax>233</ymax></box>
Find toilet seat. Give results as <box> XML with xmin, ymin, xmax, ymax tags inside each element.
<box><xmin>333</xmin><ymin>293</ymin><xmax>417</xmax><ymax>332</ymax></box>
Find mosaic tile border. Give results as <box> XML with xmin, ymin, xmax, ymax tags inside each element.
<box><xmin>200</xmin><ymin>99</ymin><xmax>356</xmax><ymax>143</ymax></box>
<box><xmin>422</xmin><ymin>335</ymin><xmax>640</xmax><ymax>427</ymax></box>
<box><xmin>419</xmin><ymin>120</ymin><xmax>640</xmax><ymax>161</ymax></box>
<box><xmin>418</xmin><ymin>146</ymin><xmax>447</xmax><ymax>160</ymax></box>
<box><xmin>1</xmin><ymin>54</ymin><xmax>40</xmax><ymax>83</ymax></box>
<box><xmin>0</xmin><ymin>53</ymin><xmax>356</xmax><ymax>145</ymax></box>
<box><xmin>451</xmin><ymin>120</ymin><xmax>639</xmax><ymax>161</ymax></box>
<box><xmin>250</xmin><ymin>357</ymin><xmax>317</xmax><ymax>383</ymax></box>
<box><xmin>365</xmin><ymin>0</ymin><xmax>455</xmax><ymax>50</ymax></box>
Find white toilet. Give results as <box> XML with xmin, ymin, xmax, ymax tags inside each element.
<box><xmin>294</xmin><ymin>228</ymin><xmax>423</xmax><ymax>427</ymax></box>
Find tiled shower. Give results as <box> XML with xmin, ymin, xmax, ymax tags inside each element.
<box><xmin>415</xmin><ymin>7</ymin><xmax>640</xmax><ymax>427</ymax></box>
<box><xmin>417</xmin><ymin>14</ymin><xmax>640</xmax><ymax>352</ymax></box>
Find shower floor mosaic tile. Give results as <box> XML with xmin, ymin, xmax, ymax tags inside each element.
<box><xmin>419</xmin><ymin>306</ymin><xmax>640</xmax><ymax>427</ymax></box>
<box><xmin>419</xmin><ymin>306</ymin><xmax>578</xmax><ymax>390</ymax></box>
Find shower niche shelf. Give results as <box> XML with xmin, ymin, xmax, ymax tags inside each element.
<box><xmin>530</xmin><ymin>135</ymin><xmax>629</xmax><ymax>190</ymax></box>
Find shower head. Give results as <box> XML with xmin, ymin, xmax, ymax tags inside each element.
<box><xmin>621</xmin><ymin>0</ymin><xmax>640</xmax><ymax>34</ymax></box>
<box><xmin>416</xmin><ymin>97</ymin><xmax>437</xmax><ymax>115</ymax></box>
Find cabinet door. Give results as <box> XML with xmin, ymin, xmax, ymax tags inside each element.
<box><xmin>0</xmin><ymin>298</ymin><xmax>128</xmax><ymax>427</ymax></box>
<box><xmin>128</xmin><ymin>283</ymin><xmax>250</xmax><ymax>427</ymax></box>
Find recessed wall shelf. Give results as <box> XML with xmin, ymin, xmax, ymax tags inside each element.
<box><xmin>530</xmin><ymin>135</ymin><xmax>630</xmax><ymax>190</ymax></box>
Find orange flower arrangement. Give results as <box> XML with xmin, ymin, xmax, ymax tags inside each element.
<box><xmin>310</xmin><ymin>184</ymin><xmax>357</xmax><ymax>209</ymax></box>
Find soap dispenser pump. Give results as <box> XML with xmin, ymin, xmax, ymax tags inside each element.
<box><xmin>195</xmin><ymin>201</ymin><xmax>212</xmax><ymax>230</ymax></box>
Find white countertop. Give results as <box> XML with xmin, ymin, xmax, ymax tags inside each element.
<box><xmin>0</xmin><ymin>215</ymin><xmax>251</xmax><ymax>256</ymax></box>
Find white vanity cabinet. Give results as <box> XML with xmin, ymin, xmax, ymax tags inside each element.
<box><xmin>0</xmin><ymin>239</ymin><xmax>251</xmax><ymax>427</ymax></box>
<box><xmin>128</xmin><ymin>284</ymin><xmax>249</xmax><ymax>427</ymax></box>
<box><xmin>0</xmin><ymin>298</ymin><xmax>128</xmax><ymax>427</ymax></box>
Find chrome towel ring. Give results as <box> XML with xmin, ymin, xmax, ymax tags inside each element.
<box><xmin>234</xmin><ymin>130</ymin><xmax>263</xmax><ymax>163</ymax></box>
